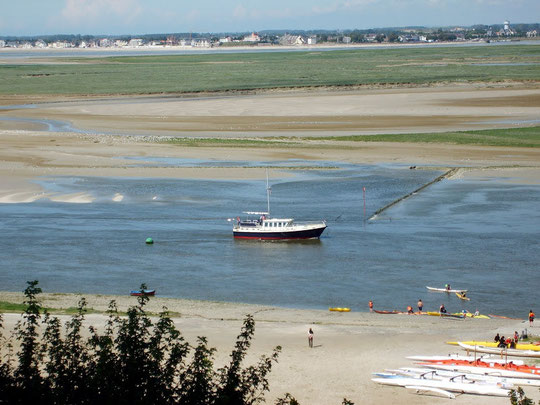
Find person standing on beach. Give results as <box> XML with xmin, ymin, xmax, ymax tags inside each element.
<box><xmin>529</xmin><ymin>310</ymin><xmax>535</xmax><ymax>327</ymax></box>
<box><xmin>308</xmin><ymin>328</ymin><xmax>314</xmax><ymax>348</ymax></box>
<box><xmin>369</xmin><ymin>300</ymin><xmax>373</xmax><ymax>312</ymax></box>
<box><xmin>417</xmin><ymin>299</ymin><xmax>423</xmax><ymax>312</ymax></box>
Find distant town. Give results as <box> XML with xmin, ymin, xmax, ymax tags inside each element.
<box><xmin>1</xmin><ymin>21</ymin><xmax>538</xmax><ymax>50</ymax></box>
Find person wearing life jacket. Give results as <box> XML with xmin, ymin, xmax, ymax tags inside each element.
<box><xmin>529</xmin><ymin>310</ymin><xmax>535</xmax><ymax>327</ymax></box>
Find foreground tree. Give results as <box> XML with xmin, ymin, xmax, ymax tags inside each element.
<box><xmin>0</xmin><ymin>281</ymin><xmax>292</xmax><ymax>405</ymax></box>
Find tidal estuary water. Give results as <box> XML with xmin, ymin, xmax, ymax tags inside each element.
<box><xmin>0</xmin><ymin>162</ymin><xmax>538</xmax><ymax>318</ymax></box>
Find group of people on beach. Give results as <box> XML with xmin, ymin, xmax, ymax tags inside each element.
<box><xmin>494</xmin><ymin>331</ymin><xmax>521</xmax><ymax>349</ymax></box>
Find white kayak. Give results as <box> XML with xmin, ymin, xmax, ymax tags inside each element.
<box><xmin>408</xmin><ymin>354</ymin><xmax>525</xmax><ymax>365</ymax></box>
<box><xmin>389</xmin><ymin>367</ymin><xmax>540</xmax><ymax>387</ymax></box>
<box><xmin>459</xmin><ymin>342</ymin><xmax>540</xmax><ymax>359</ymax></box>
<box><xmin>377</xmin><ymin>371</ymin><xmax>514</xmax><ymax>388</ymax></box>
<box><xmin>422</xmin><ymin>363</ymin><xmax>540</xmax><ymax>380</ymax></box>
<box><xmin>372</xmin><ymin>375</ymin><xmax>510</xmax><ymax>397</ymax></box>
<box><xmin>426</xmin><ymin>286</ymin><xmax>467</xmax><ymax>293</ymax></box>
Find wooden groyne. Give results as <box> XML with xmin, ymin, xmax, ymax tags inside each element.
<box><xmin>369</xmin><ymin>167</ymin><xmax>460</xmax><ymax>220</ymax></box>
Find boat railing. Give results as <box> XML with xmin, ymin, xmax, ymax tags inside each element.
<box><xmin>294</xmin><ymin>220</ymin><xmax>327</xmax><ymax>226</ymax></box>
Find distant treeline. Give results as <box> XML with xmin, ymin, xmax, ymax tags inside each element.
<box><xmin>1</xmin><ymin>23</ymin><xmax>539</xmax><ymax>42</ymax></box>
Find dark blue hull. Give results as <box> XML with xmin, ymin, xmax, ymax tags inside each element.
<box><xmin>233</xmin><ymin>226</ymin><xmax>326</xmax><ymax>240</ymax></box>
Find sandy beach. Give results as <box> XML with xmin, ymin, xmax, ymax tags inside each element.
<box><xmin>0</xmin><ymin>291</ymin><xmax>537</xmax><ymax>404</ymax></box>
<box><xmin>1</xmin><ymin>83</ymin><xmax>539</xmax><ymax>403</ymax></box>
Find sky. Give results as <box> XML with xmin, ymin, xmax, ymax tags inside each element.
<box><xmin>1</xmin><ymin>0</ymin><xmax>539</xmax><ymax>36</ymax></box>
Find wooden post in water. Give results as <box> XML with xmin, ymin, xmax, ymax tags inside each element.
<box><xmin>363</xmin><ymin>186</ymin><xmax>366</xmax><ymax>223</ymax></box>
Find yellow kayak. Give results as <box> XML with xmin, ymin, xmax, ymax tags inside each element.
<box><xmin>426</xmin><ymin>311</ymin><xmax>464</xmax><ymax>318</ymax></box>
<box><xmin>451</xmin><ymin>312</ymin><xmax>490</xmax><ymax>319</ymax></box>
<box><xmin>455</xmin><ymin>292</ymin><xmax>470</xmax><ymax>301</ymax></box>
<box><xmin>329</xmin><ymin>307</ymin><xmax>350</xmax><ymax>312</ymax></box>
<box><xmin>447</xmin><ymin>341</ymin><xmax>540</xmax><ymax>351</ymax></box>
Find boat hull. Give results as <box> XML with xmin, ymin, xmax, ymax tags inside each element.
<box><xmin>233</xmin><ymin>225</ymin><xmax>326</xmax><ymax>240</ymax></box>
<box><xmin>130</xmin><ymin>289</ymin><xmax>155</xmax><ymax>296</ymax></box>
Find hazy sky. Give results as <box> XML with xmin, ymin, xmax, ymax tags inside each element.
<box><xmin>1</xmin><ymin>0</ymin><xmax>538</xmax><ymax>36</ymax></box>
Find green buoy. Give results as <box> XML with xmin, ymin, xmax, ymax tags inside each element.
<box><xmin>145</xmin><ymin>237</ymin><xmax>154</xmax><ymax>244</ymax></box>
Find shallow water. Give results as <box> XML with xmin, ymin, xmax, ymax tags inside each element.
<box><xmin>0</xmin><ymin>163</ymin><xmax>538</xmax><ymax>318</ymax></box>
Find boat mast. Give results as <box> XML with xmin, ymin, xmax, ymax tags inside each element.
<box><xmin>266</xmin><ymin>169</ymin><xmax>271</xmax><ymax>216</ymax></box>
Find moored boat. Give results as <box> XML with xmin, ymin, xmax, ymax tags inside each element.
<box><xmin>232</xmin><ymin>171</ymin><xmax>326</xmax><ymax>240</ymax></box>
<box><xmin>130</xmin><ymin>289</ymin><xmax>156</xmax><ymax>296</ymax></box>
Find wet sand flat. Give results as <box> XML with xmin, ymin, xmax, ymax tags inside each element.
<box><xmin>4</xmin><ymin>84</ymin><xmax>540</xmax><ymax>136</ymax></box>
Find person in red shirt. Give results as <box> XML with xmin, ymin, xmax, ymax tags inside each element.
<box><xmin>529</xmin><ymin>310</ymin><xmax>535</xmax><ymax>327</ymax></box>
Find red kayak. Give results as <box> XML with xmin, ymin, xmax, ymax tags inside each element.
<box><xmin>419</xmin><ymin>359</ymin><xmax>540</xmax><ymax>374</ymax></box>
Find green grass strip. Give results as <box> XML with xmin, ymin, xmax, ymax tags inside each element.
<box><xmin>309</xmin><ymin>126</ymin><xmax>540</xmax><ymax>148</ymax></box>
<box><xmin>1</xmin><ymin>44</ymin><xmax>539</xmax><ymax>95</ymax></box>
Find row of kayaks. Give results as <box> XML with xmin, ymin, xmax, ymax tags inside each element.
<box><xmin>373</xmin><ymin>350</ymin><xmax>540</xmax><ymax>398</ymax></box>
<box><xmin>373</xmin><ymin>309</ymin><xmax>490</xmax><ymax>319</ymax></box>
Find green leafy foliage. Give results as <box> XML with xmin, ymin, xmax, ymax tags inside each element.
<box><xmin>509</xmin><ymin>387</ymin><xmax>537</xmax><ymax>405</ymax></box>
<box><xmin>0</xmin><ymin>281</ymin><xmax>295</xmax><ymax>405</ymax></box>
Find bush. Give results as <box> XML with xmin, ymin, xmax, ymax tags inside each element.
<box><xmin>0</xmin><ymin>281</ymin><xmax>285</xmax><ymax>405</ymax></box>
